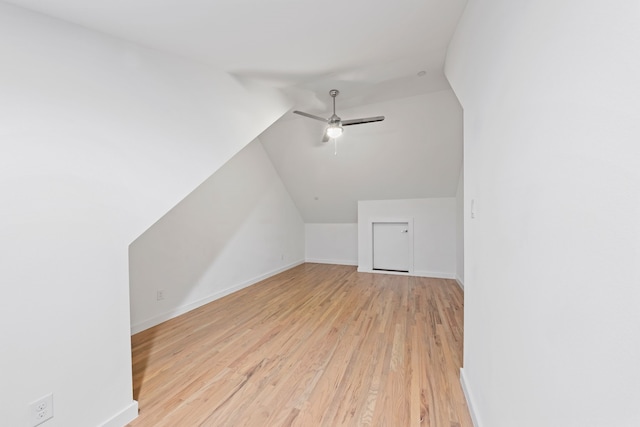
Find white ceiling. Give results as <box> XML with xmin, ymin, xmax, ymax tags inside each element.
<box><xmin>6</xmin><ymin>0</ymin><xmax>468</xmax><ymax>222</ymax></box>
<box><xmin>5</xmin><ymin>0</ymin><xmax>467</xmax><ymax>104</ymax></box>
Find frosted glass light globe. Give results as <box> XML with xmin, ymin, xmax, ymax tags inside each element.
<box><xmin>326</xmin><ymin>124</ymin><xmax>343</xmax><ymax>138</ymax></box>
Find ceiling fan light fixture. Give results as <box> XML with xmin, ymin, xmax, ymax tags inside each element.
<box><xmin>293</xmin><ymin>89</ymin><xmax>384</xmax><ymax>143</ymax></box>
<box><xmin>326</xmin><ymin>123</ymin><xmax>343</xmax><ymax>138</ymax></box>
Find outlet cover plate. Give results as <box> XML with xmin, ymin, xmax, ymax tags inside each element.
<box><xmin>29</xmin><ymin>393</ymin><xmax>53</xmax><ymax>426</ymax></box>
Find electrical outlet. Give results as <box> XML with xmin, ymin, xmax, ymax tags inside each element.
<box><xmin>29</xmin><ymin>393</ymin><xmax>53</xmax><ymax>426</ymax></box>
<box><xmin>156</xmin><ymin>290</ymin><xmax>165</xmax><ymax>301</ymax></box>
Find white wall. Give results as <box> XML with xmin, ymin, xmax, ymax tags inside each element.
<box><xmin>305</xmin><ymin>223</ymin><xmax>358</xmax><ymax>266</ymax></box>
<box><xmin>0</xmin><ymin>3</ymin><xmax>289</xmax><ymax>426</ymax></box>
<box><xmin>357</xmin><ymin>198</ymin><xmax>456</xmax><ymax>278</ymax></box>
<box><xmin>129</xmin><ymin>140</ymin><xmax>305</xmax><ymax>333</ymax></box>
<box><xmin>446</xmin><ymin>1</ymin><xmax>640</xmax><ymax>426</ymax></box>
<box><xmin>455</xmin><ymin>169</ymin><xmax>464</xmax><ymax>286</ymax></box>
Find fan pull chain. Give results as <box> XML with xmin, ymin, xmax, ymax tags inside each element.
<box><xmin>334</xmin><ymin>138</ymin><xmax>338</xmax><ymax>155</ymax></box>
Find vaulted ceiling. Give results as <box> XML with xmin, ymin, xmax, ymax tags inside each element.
<box><xmin>6</xmin><ymin>0</ymin><xmax>467</xmax><ymax>222</ymax></box>
<box><xmin>260</xmin><ymin>90</ymin><xmax>462</xmax><ymax>222</ymax></box>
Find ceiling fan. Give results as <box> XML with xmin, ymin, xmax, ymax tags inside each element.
<box><xmin>293</xmin><ymin>89</ymin><xmax>385</xmax><ymax>142</ymax></box>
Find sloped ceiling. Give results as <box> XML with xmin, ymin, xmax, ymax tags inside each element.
<box><xmin>260</xmin><ymin>90</ymin><xmax>462</xmax><ymax>222</ymax></box>
<box><xmin>5</xmin><ymin>0</ymin><xmax>467</xmax><ymax>222</ymax></box>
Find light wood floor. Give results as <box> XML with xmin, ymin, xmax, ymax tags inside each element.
<box><xmin>128</xmin><ymin>263</ymin><xmax>472</xmax><ymax>427</ymax></box>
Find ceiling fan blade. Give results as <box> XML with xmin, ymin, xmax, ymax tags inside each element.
<box><xmin>321</xmin><ymin>129</ymin><xmax>330</xmax><ymax>143</ymax></box>
<box><xmin>341</xmin><ymin>116</ymin><xmax>385</xmax><ymax>126</ymax></box>
<box><xmin>293</xmin><ymin>110</ymin><xmax>328</xmax><ymax>122</ymax></box>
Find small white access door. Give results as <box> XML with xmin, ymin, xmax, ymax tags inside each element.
<box><xmin>372</xmin><ymin>222</ymin><xmax>410</xmax><ymax>272</ymax></box>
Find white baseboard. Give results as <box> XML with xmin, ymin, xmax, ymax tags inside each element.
<box><xmin>100</xmin><ymin>400</ymin><xmax>138</xmax><ymax>427</ymax></box>
<box><xmin>131</xmin><ymin>260</ymin><xmax>304</xmax><ymax>334</ymax></box>
<box><xmin>356</xmin><ymin>268</ymin><xmax>455</xmax><ymax>280</ymax></box>
<box><xmin>305</xmin><ymin>257</ymin><xmax>358</xmax><ymax>266</ymax></box>
<box><xmin>460</xmin><ymin>368</ymin><xmax>481</xmax><ymax>427</ymax></box>
<box><xmin>357</xmin><ymin>268</ymin><xmax>412</xmax><ymax>276</ymax></box>
<box><xmin>456</xmin><ymin>275</ymin><xmax>464</xmax><ymax>289</ymax></box>
<box><xmin>413</xmin><ymin>270</ymin><xmax>456</xmax><ymax>279</ymax></box>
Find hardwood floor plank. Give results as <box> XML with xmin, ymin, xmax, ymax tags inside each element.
<box><xmin>128</xmin><ymin>263</ymin><xmax>472</xmax><ymax>427</ymax></box>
